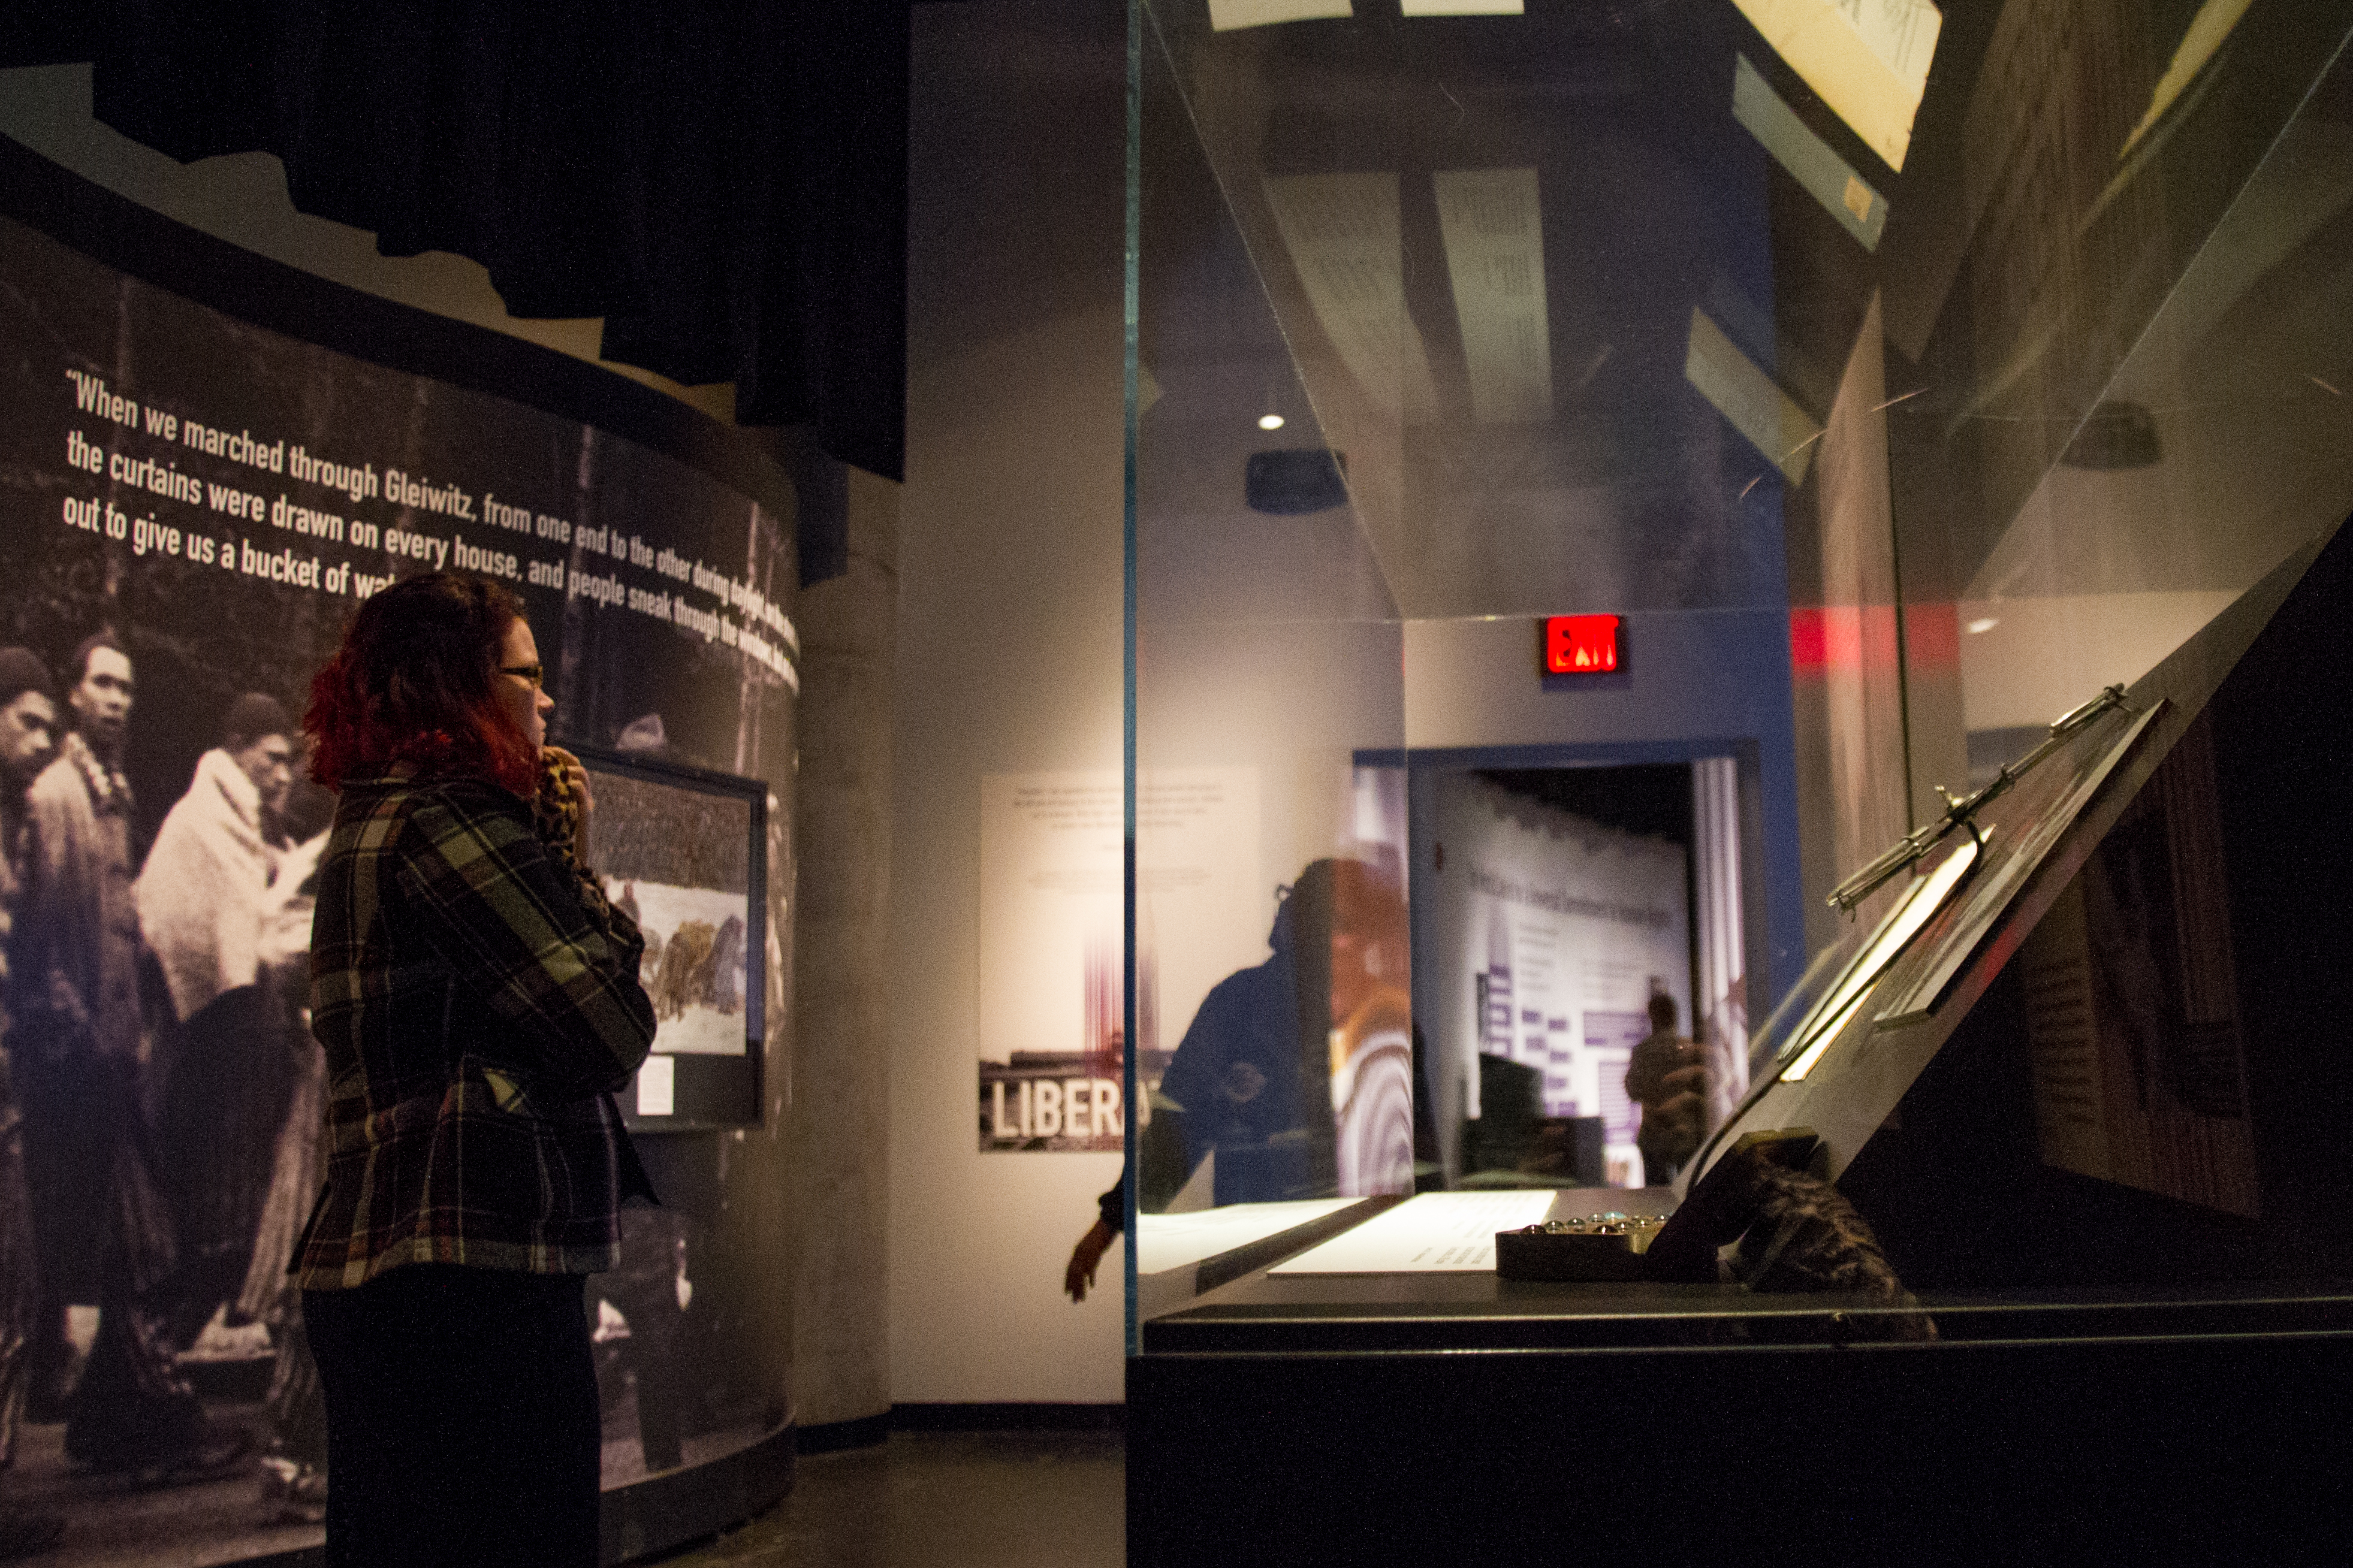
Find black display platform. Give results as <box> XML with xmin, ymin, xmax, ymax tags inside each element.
<box><xmin>1132</xmin><ymin>1264</ymin><xmax>2353</xmax><ymax>1564</ymax></box>
<box><xmin>1143</xmin><ymin>1268</ymin><xmax>2353</xmax><ymax>1354</ymax></box>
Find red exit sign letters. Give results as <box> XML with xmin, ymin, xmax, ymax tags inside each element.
<box><xmin>1544</xmin><ymin>614</ymin><xmax>1620</xmax><ymax>675</ymax></box>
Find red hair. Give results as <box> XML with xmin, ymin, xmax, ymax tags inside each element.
<box><xmin>306</xmin><ymin>572</ymin><xmax>539</xmax><ymax>797</ymax></box>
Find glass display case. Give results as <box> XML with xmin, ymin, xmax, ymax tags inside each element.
<box><xmin>1123</xmin><ymin>1</ymin><xmax>2353</xmax><ymax>1557</ymax></box>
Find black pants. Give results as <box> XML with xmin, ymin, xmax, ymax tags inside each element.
<box><xmin>305</xmin><ymin>1266</ymin><xmax>601</xmax><ymax>1568</ymax></box>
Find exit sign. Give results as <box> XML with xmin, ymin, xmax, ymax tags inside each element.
<box><xmin>1544</xmin><ymin>614</ymin><xmax>1621</xmax><ymax>674</ymax></box>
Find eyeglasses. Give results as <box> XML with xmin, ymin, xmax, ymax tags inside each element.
<box><xmin>499</xmin><ymin>663</ymin><xmax>545</xmax><ymax>688</ymax></box>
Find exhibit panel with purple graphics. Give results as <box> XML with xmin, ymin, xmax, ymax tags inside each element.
<box><xmin>1426</xmin><ymin>772</ymin><xmax>1692</xmax><ymax>1187</ymax></box>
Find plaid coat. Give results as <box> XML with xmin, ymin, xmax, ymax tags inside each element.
<box><xmin>294</xmin><ymin>772</ymin><xmax>657</xmax><ymax>1288</ymax></box>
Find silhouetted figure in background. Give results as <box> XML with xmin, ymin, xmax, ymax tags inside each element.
<box><xmin>1625</xmin><ymin>993</ymin><xmax>1706</xmax><ymax>1186</ymax></box>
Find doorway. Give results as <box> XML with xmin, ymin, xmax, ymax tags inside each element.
<box><xmin>1384</xmin><ymin>748</ymin><xmax>1759</xmax><ymax>1189</ymax></box>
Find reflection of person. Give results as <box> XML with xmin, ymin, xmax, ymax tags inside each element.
<box><xmin>138</xmin><ymin>694</ymin><xmax>319</xmax><ymax>1336</ymax></box>
<box><xmin>1065</xmin><ymin>858</ymin><xmax>1414</xmax><ymax>1299</ymax></box>
<box><xmin>1625</xmin><ymin>993</ymin><xmax>1707</xmax><ymax>1186</ymax></box>
<box><xmin>296</xmin><ymin>573</ymin><xmax>657</xmax><ymax>1567</ymax></box>
<box><xmin>0</xmin><ymin>651</ymin><xmax>65</xmax><ymax>1557</ymax></box>
<box><xmin>1156</xmin><ymin>859</ymin><xmax>1412</xmax><ymax>1206</ymax></box>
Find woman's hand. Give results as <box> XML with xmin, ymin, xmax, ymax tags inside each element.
<box><xmin>540</xmin><ymin>745</ymin><xmax>595</xmax><ymax>866</ymax></box>
<box><xmin>561</xmin><ymin>756</ymin><xmax>594</xmax><ymax>865</ymax></box>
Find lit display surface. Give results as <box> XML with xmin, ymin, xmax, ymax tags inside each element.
<box><xmin>1780</xmin><ymin>832</ymin><xmax>1981</xmax><ymax>1081</ymax></box>
<box><xmin>1268</xmin><ymin>1191</ymin><xmax>1557</xmax><ymax>1273</ymax></box>
<box><xmin>1874</xmin><ymin>702</ymin><xmax>2166</xmax><ymax>1023</ymax></box>
<box><xmin>1136</xmin><ymin>1199</ymin><xmax>1361</xmax><ymax>1276</ymax></box>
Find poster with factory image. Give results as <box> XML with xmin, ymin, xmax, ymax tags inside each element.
<box><xmin>976</xmin><ymin>769</ymin><xmax>1259</xmax><ymax>1153</ymax></box>
<box><xmin>1425</xmin><ymin>774</ymin><xmax>1690</xmax><ymax>1188</ymax></box>
<box><xmin>0</xmin><ymin>209</ymin><xmax>798</xmax><ymax>1560</ymax></box>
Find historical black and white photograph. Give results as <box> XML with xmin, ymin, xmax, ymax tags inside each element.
<box><xmin>0</xmin><ymin>212</ymin><xmax>795</xmax><ymax>1564</ymax></box>
<box><xmin>583</xmin><ymin>762</ymin><xmax>759</xmax><ymax>1061</ymax></box>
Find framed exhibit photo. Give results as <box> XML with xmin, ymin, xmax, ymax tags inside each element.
<box><xmin>572</xmin><ymin>742</ymin><xmax>768</xmax><ymax>1128</ymax></box>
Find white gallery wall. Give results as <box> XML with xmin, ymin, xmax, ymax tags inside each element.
<box><xmin>891</xmin><ymin>1</ymin><xmax>1130</xmax><ymax>1404</ymax></box>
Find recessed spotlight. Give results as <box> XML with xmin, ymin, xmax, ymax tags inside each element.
<box><xmin>1966</xmin><ymin>618</ymin><xmax>1999</xmax><ymax>635</ymax></box>
<box><xmin>1259</xmin><ymin>413</ymin><xmax>1285</xmax><ymax>431</ymax></box>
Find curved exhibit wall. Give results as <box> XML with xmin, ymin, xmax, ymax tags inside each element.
<box><xmin>0</xmin><ymin>140</ymin><xmax>797</xmax><ymax>1565</ymax></box>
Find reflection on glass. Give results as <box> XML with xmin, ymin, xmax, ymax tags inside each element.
<box><xmin>1731</xmin><ymin>55</ymin><xmax>1890</xmax><ymax>250</ymax></box>
<box><xmin>1779</xmin><ymin>831</ymin><xmax>1983</xmax><ymax>1081</ymax></box>
<box><xmin>1209</xmin><ymin>0</ymin><xmax>1352</xmax><ymax>30</ymax></box>
<box><xmin>1728</xmin><ymin>0</ymin><xmax>1943</xmax><ymax>171</ymax></box>
<box><xmin>1684</xmin><ymin>305</ymin><xmax>1823</xmax><ymax>484</ymax></box>
<box><xmin>1144</xmin><ymin>859</ymin><xmax>1414</xmax><ymax>1207</ymax></box>
<box><xmin>1134</xmin><ymin>0</ymin><xmax>2353</xmax><ymax>1243</ymax></box>
<box><xmin>2122</xmin><ymin>0</ymin><xmax>2257</xmax><ymax>158</ymax></box>
<box><xmin>1875</xmin><ymin>701</ymin><xmax>2164</xmax><ymax>1023</ymax></box>
<box><xmin>1431</xmin><ymin>168</ymin><xmax>1553</xmax><ymax>424</ymax></box>
<box><xmin>1261</xmin><ymin>173</ymin><xmax>1439</xmax><ymax>422</ymax></box>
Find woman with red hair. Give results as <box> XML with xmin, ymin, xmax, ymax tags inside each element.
<box><xmin>294</xmin><ymin>572</ymin><xmax>655</xmax><ymax>1567</ymax></box>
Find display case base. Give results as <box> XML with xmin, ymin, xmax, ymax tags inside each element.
<box><xmin>1132</xmin><ymin>1324</ymin><xmax>2353</xmax><ymax>1563</ymax></box>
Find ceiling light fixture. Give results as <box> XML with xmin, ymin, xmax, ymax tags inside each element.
<box><xmin>1259</xmin><ymin>413</ymin><xmax>1286</xmax><ymax>430</ymax></box>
